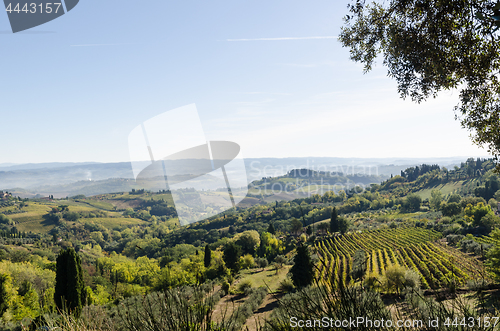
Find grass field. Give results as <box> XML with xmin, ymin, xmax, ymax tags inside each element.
<box><xmin>416</xmin><ymin>179</ymin><xmax>480</xmax><ymax>200</ymax></box>
<box><xmin>235</xmin><ymin>265</ymin><xmax>292</xmax><ymax>293</ymax></box>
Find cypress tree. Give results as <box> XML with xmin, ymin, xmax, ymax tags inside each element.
<box><xmin>290</xmin><ymin>245</ymin><xmax>314</xmax><ymax>288</ymax></box>
<box><xmin>54</xmin><ymin>248</ymin><xmax>84</xmax><ymax>316</ymax></box>
<box><xmin>204</xmin><ymin>245</ymin><xmax>211</xmax><ymax>268</ymax></box>
<box><xmin>267</xmin><ymin>223</ymin><xmax>275</xmax><ymax>235</ymax></box>
<box><xmin>223</xmin><ymin>242</ymin><xmax>241</xmax><ymax>273</ymax></box>
<box><xmin>330</xmin><ymin>207</ymin><xmax>339</xmax><ymax>233</ymax></box>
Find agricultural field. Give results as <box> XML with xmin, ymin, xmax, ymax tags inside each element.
<box><xmin>315</xmin><ymin>227</ymin><xmax>487</xmax><ymax>289</ymax></box>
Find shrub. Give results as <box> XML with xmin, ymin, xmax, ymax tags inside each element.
<box><xmin>404</xmin><ymin>270</ymin><xmax>421</xmax><ymax>290</ymax></box>
<box><xmin>236</xmin><ymin>280</ymin><xmax>253</xmax><ymax>296</ymax></box>
<box><xmin>239</xmin><ymin>254</ymin><xmax>255</xmax><ymax>270</ymax></box>
<box><xmin>255</xmin><ymin>257</ymin><xmax>268</xmax><ymax>269</ymax></box>
<box><xmin>277</xmin><ymin>279</ymin><xmax>294</xmax><ymax>293</ymax></box>
<box><xmin>221</xmin><ymin>280</ymin><xmax>230</xmax><ymax>296</ymax></box>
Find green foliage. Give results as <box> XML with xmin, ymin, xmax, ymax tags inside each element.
<box><xmin>0</xmin><ymin>273</ymin><xmax>12</xmax><ymax>316</ymax></box>
<box><xmin>234</xmin><ymin>230</ymin><xmax>260</xmax><ymax>256</ymax></box>
<box><xmin>383</xmin><ymin>265</ymin><xmax>406</xmax><ymax>295</ymax></box>
<box><xmin>267</xmin><ymin>223</ymin><xmax>275</xmax><ymax>235</ymax></box>
<box><xmin>223</xmin><ymin>242</ymin><xmax>241</xmax><ymax>273</ymax></box>
<box><xmin>486</xmin><ymin>229</ymin><xmax>500</xmax><ymax>280</ymax></box>
<box><xmin>442</xmin><ymin>202</ymin><xmax>462</xmax><ymax>217</ymax></box>
<box><xmin>338</xmin><ymin>217</ymin><xmax>350</xmax><ymax>234</ymax></box>
<box><xmin>464</xmin><ymin>202</ymin><xmax>493</xmax><ymax>226</ymax></box>
<box><xmin>402</xmin><ymin>193</ymin><xmax>422</xmax><ymax>212</ymax></box>
<box><xmin>54</xmin><ymin>247</ymin><xmax>84</xmax><ymax>316</ymax></box>
<box><xmin>330</xmin><ymin>207</ymin><xmax>338</xmax><ymax>233</ymax></box>
<box><xmin>236</xmin><ymin>279</ymin><xmax>253</xmax><ymax>295</ymax></box>
<box><xmin>239</xmin><ymin>254</ymin><xmax>255</xmax><ymax>270</ymax></box>
<box><xmin>430</xmin><ymin>189</ymin><xmax>443</xmax><ymax>211</ymax></box>
<box><xmin>351</xmin><ymin>250</ymin><xmax>367</xmax><ymax>281</ymax></box>
<box><xmin>339</xmin><ymin>0</ymin><xmax>500</xmax><ymax>169</ymax></box>
<box><xmin>290</xmin><ymin>245</ymin><xmax>314</xmax><ymax>288</ymax></box>
<box><xmin>203</xmin><ymin>245</ymin><xmax>211</xmax><ymax>268</ymax></box>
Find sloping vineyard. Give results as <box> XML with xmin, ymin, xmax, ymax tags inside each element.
<box><xmin>315</xmin><ymin>227</ymin><xmax>486</xmax><ymax>289</ymax></box>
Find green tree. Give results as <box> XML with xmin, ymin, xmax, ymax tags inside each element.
<box><xmin>402</xmin><ymin>194</ymin><xmax>422</xmax><ymax>212</ymax></box>
<box><xmin>330</xmin><ymin>207</ymin><xmax>339</xmax><ymax>233</ymax></box>
<box><xmin>442</xmin><ymin>202</ymin><xmax>462</xmax><ymax>217</ymax></box>
<box><xmin>339</xmin><ymin>0</ymin><xmax>500</xmax><ymax>169</ymax></box>
<box><xmin>464</xmin><ymin>202</ymin><xmax>493</xmax><ymax>225</ymax></box>
<box><xmin>204</xmin><ymin>245</ymin><xmax>211</xmax><ymax>268</ymax></box>
<box><xmin>338</xmin><ymin>217</ymin><xmax>350</xmax><ymax>235</ymax></box>
<box><xmin>267</xmin><ymin>223</ymin><xmax>276</xmax><ymax>235</ymax></box>
<box><xmin>235</xmin><ymin>230</ymin><xmax>261</xmax><ymax>256</ymax></box>
<box><xmin>430</xmin><ymin>189</ymin><xmax>443</xmax><ymax>211</ymax></box>
<box><xmin>223</xmin><ymin>242</ymin><xmax>241</xmax><ymax>273</ymax></box>
<box><xmin>290</xmin><ymin>218</ymin><xmax>303</xmax><ymax>235</ymax></box>
<box><xmin>290</xmin><ymin>245</ymin><xmax>314</xmax><ymax>288</ymax></box>
<box><xmin>0</xmin><ymin>273</ymin><xmax>12</xmax><ymax>316</ymax></box>
<box><xmin>54</xmin><ymin>248</ymin><xmax>84</xmax><ymax>316</ymax></box>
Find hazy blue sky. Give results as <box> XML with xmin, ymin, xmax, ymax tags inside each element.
<box><xmin>0</xmin><ymin>0</ymin><xmax>487</xmax><ymax>164</ymax></box>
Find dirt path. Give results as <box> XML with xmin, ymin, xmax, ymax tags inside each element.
<box><xmin>244</xmin><ymin>293</ymin><xmax>285</xmax><ymax>331</ymax></box>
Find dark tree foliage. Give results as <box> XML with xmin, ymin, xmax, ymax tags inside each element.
<box><xmin>475</xmin><ymin>176</ymin><xmax>500</xmax><ymax>200</ymax></box>
<box><xmin>338</xmin><ymin>217</ymin><xmax>350</xmax><ymax>235</ymax></box>
<box><xmin>223</xmin><ymin>242</ymin><xmax>241</xmax><ymax>273</ymax></box>
<box><xmin>204</xmin><ymin>245</ymin><xmax>211</xmax><ymax>268</ymax></box>
<box><xmin>351</xmin><ymin>249</ymin><xmax>367</xmax><ymax>281</ymax></box>
<box><xmin>340</xmin><ymin>0</ymin><xmax>500</xmax><ymax>169</ymax></box>
<box><xmin>0</xmin><ymin>274</ymin><xmax>10</xmax><ymax>315</ymax></box>
<box><xmin>54</xmin><ymin>248</ymin><xmax>84</xmax><ymax>316</ymax></box>
<box><xmin>267</xmin><ymin>223</ymin><xmax>276</xmax><ymax>235</ymax></box>
<box><xmin>330</xmin><ymin>207</ymin><xmax>339</xmax><ymax>233</ymax></box>
<box><xmin>290</xmin><ymin>245</ymin><xmax>315</xmax><ymax>288</ymax></box>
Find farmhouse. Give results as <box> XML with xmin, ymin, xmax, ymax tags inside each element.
<box><xmin>0</xmin><ymin>191</ymin><xmax>11</xmax><ymax>200</ymax></box>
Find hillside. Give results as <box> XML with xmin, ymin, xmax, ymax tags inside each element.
<box><xmin>0</xmin><ymin>157</ymin><xmax>499</xmax><ymax>330</ymax></box>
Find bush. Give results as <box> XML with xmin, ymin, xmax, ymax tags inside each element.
<box><xmin>221</xmin><ymin>280</ymin><xmax>230</xmax><ymax>296</ymax></box>
<box><xmin>383</xmin><ymin>265</ymin><xmax>407</xmax><ymax>294</ymax></box>
<box><xmin>446</xmin><ymin>234</ymin><xmax>464</xmax><ymax>246</ymax></box>
<box><xmin>278</xmin><ymin>278</ymin><xmax>294</xmax><ymax>293</ymax></box>
<box><xmin>255</xmin><ymin>257</ymin><xmax>268</xmax><ymax>269</ymax></box>
<box><xmin>239</xmin><ymin>254</ymin><xmax>255</xmax><ymax>270</ymax></box>
<box><xmin>404</xmin><ymin>270</ymin><xmax>421</xmax><ymax>290</ymax></box>
<box><xmin>236</xmin><ymin>280</ymin><xmax>253</xmax><ymax>296</ymax></box>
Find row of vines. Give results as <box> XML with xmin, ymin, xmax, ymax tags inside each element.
<box><xmin>314</xmin><ymin>227</ymin><xmax>487</xmax><ymax>289</ymax></box>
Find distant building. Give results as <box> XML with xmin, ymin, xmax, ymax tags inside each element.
<box><xmin>0</xmin><ymin>192</ymin><xmax>11</xmax><ymax>200</ymax></box>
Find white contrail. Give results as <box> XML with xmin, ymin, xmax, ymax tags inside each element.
<box><xmin>225</xmin><ymin>36</ymin><xmax>337</xmax><ymax>41</ymax></box>
<box><xmin>70</xmin><ymin>43</ymin><xmax>134</xmax><ymax>47</ymax></box>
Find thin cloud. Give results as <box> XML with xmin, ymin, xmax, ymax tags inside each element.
<box><xmin>225</xmin><ymin>36</ymin><xmax>337</xmax><ymax>42</ymax></box>
<box><xmin>70</xmin><ymin>43</ymin><xmax>134</xmax><ymax>47</ymax></box>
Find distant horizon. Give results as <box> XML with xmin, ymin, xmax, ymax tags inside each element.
<box><xmin>0</xmin><ymin>154</ymin><xmax>493</xmax><ymax>165</ymax></box>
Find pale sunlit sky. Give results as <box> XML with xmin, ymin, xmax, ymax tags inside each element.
<box><xmin>0</xmin><ymin>0</ymin><xmax>487</xmax><ymax>164</ymax></box>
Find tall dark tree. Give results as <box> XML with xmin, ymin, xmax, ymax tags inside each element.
<box><xmin>340</xmin><ymin>0</ymin><xmax>500</xmax><ymax>170</ymax></box>
<box><xmin>54</xmin><ymin>248</ymin><xmax>84</xmax><ymax>316</ymax></box>
<box><xmin>267</xmin><ymin>223</ymin><xmax>276</xmax><ymax>235</ymax></box>
<box><xmin>204</xmin><ymin>245</ymin><xmax>211</xmax><ymax>268</ymax></box>
<box><xmin>223</xmin><ymin>242</ymin><xmax>241</xmax><ymax>273</ymax></box>
<box><xmin>330</xmin><ymin>207</ymin><xmax>339</xmax><ymax>233</ymax></box>
<box><xmin>290</xmin><ymin>245</ymin><xmax>315</xmax><ymax>288</ymax></box>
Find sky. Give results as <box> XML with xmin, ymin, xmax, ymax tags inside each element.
<box><xmin>0</xmin><ymin>0</ymin><xmax>488</xmax><ymax>164</ymax></box>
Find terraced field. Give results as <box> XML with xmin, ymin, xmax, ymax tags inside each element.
<box><xmin>315</xmin><ymin>227</ymin><xmax>487</xmax><ymax>289</ymax></box>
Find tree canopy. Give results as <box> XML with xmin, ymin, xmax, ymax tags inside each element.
<box><xmin>339</xmin><ymin>0</ymin><xmax>500</xmax><ymax>169</ymax></box>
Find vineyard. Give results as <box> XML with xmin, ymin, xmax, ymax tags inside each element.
<box><xmin>315</xmin><ymin>227</ymin><xmax>487</xmax><ymax>289</ymax></box>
